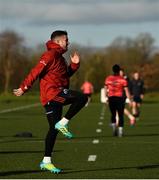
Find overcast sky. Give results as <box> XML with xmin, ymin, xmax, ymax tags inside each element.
<box><xmin>0</xmin><ymin>0</ymin><xmax>159</xmax><ymax>47</ymax></box>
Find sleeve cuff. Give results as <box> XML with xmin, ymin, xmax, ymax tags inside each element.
<box><xmin>70</xmin><ymin>62</ymin><xmax>80</xmax><ymax>70</ymax></box>
<box><xmin>20</xmin><ymin>84</ymin><xmax>28</xmax><ymax>93</ymax></box>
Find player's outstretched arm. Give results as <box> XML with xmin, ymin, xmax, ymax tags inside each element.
<box><xmin>13</xmin><ymin>52</ymin><xmax>53</xmax><ymax>96</ymax></box>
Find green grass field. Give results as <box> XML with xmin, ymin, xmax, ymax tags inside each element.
<box><xmin>0</xmin><ymin>94</ymin><xmax>159</xmax><ymax>179</ymax></box>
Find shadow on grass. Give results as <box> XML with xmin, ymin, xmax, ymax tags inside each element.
<box><xmin>0</xmin><ymin>136</ymin><xmax>109</xmax><ymax>144</ymax></box>
<box><xmin>73</xmin><ymin>133</ymin><xmax>159</xmax><ymax>139</ymax></box>
<box><xmin>138</xmin><ymin>123</ymin><xmax>159</xmax><ymax>127</ymax></box>
<box><xmin>73</xmin><ymin>135</ymin><xmax>108</xmax><ymax>140</ymax></box>
<box><xmin>61</xmin><ymin>164</ymin><xmax>159</xmax><ymax>174</ymax></box>
<box><xmin>0</xmin><ymin>170</ymin><xmax>43</xmax><ymax>176</ymax></box>
<box><xmin>126</xmin><ymin>133</ymin><xmax>159</xmax><ymax>137</ymax></box>
<box><xmin>0</xmin><ymin>150</ymin><xmax>62</xmax><ymax>154</ymax></box>
<box><xmin>143</xmin><ymin>100</ymin><xmax>159</xmax><ymax>104</ymax></box>
<box><xmin>0</xmin><ymin>135</ymin><xmax>12</xmax><ymax>138</ymax></box>
<box><xmin>0</xmin><ymin>164</ymin><xmax>159</xmax><ymax>177</ymax></box>
<box><xmin>0</xmin><ymin>138</ymin><xmax>43</xmax><ymax>144</ymax></box>
<box><xmin>1</xmin><ymin>132</ymin><xmax>159</xmax><ymax>145</ymax></box>
<box><xmin>0</xmin><ymin>168</ymin><xmax>71</xmax><ymax>177</ymax></box>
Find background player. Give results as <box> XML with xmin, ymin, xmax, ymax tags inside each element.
<box><xmin>105</xmin><ymin>64</ymin><xmax>132</xmax><ymax>137</ymax></box>
<box><xmin>119</xmin><ymin>69</ymin><xmax>136</xmax><ymax>126</ymax></box>
<box><xmin>129</xmin><ymin>72</ymin><xmax>145</xmax><ymax>120</ymax></box>
<box><xmin>81</xmin><ymin>81</ymin><xmax>94</xmax><ymax>106</ymax></box>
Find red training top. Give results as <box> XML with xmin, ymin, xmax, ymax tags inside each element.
<box><xmin>20</xmin><ymin>40</ymin><xmax>80</xmax><ymax>106</ymax></box>
<box><xmin>81</xmin><ymin>81</ymin><xmax>93</xmax><ymax>94</ymax></box>
<box><xmin>105</xmin><ymin>75</ymin><xmax>127</xmax><ymax>97</ymax></box>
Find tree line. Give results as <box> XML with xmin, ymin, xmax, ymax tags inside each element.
<box><xmin>0</xmin><ymin>30</ymin><xmax>159</xmax><ymax>94</ymax></box>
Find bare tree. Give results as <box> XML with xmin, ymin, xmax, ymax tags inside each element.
<box><xmin>0</xmin><ymin>30</ymin><xmax>24</xmax><ymax>94</ymax></box>
<box><xmin>134</xmin><ymin>33</ymin><xmax>155</xmax><ymax>61</ymax></box>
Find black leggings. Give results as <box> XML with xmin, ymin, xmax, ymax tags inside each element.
<box><xmin>44</xmin><ymin>89</ymin><xmax>88</xmax><ymax>156</ymax></box>
<box><xmin>108</xmin><ymin>96</ymin><xmax>125</xmax><ymax>127</ymax></box>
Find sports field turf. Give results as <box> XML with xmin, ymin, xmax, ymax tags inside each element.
<box><xmin>0</xmin><ymin>94</ymin><xmax>159</xmax><ymax>178</ymax></box>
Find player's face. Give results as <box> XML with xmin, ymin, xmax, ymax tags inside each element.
<box><xmin>133</xmin><ymin>73</ymin><xmax>139</xmax><ymax>80</ymax></box>
<box><xmin>58</xmin><ymin>35</ymin><xmax>69</xmax><ymax>50</ymax></box>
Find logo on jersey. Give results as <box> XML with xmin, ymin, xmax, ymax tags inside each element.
<box><xmin>63</xmin><ymin>89</ymin><xmax>69</xmax><ymax>94</ymax></box>
<box><xmin>40</xmin><ymin>60</ymin><xmax>47</xmax><ymax>66</ymax></box>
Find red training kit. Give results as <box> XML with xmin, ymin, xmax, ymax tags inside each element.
<box><xmin>105</xmin><ymin>75</ymin><xmax>127</xmax><ymax>97</ymax></box>
<box><xmin>20</xmin><ymin>40</ymin><xmax>80</xmax><ymax>106</ymax></box>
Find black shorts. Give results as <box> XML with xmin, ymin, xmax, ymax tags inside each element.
<box><xmin>44</xmin><ymin>89</ymin><xmax>88</xmax><ymax>121</ymax></box>
<box><xmin>53</xmin><ymin>89</ymin><xmax>86</xmax><ymax>105</ymax></box>
<box><xmin>108</xmin><ymin>96</ymin><xmax>125</xmax><ymax>127</ymax></box>
<box><xmin>84</xmin><ymin>93</ymin><xmax>92</xmax><ymax>97</ymax></box>
<box><xmin>133</xmin><ymin>96</ymin><xmax>142</xmax><ymax>103</ymax></box>
<box><xmin>122</xmin><ymin>96</ymin><xmax>126</xmax><ymax>103</ymax></box>
<box><xmin>108</xmin><ymin>96</ymin><xmax>125</xmax><ymax>110</ymax></box>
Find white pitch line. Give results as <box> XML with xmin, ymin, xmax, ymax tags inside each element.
<box><xmin>100</xmin><ymin>116</ymin><xmax>104</xmax><ymax>120</ymax></box>
<box><xmin>88</xmin><ymin>155</ymin><xmax>97</xmax><ymax>161</ymax></box>
<box><xmin>96</xmin><ymin>129</ymin><xmax>102</xmax><ymax>133</ymax></box>
<box><xmin>0</xmin><ymin>103</ymin><xmax>40</xmax><ymax>114</ymax></box>
<box><xmin>98</xmin><ymin>122</ymin><xmax>103</xmax><ymax>125</ymax></box>
<box><xmin>92</xmin><ymin>139</ymin><xmax>99</xmax><ymax>144</ymax></box>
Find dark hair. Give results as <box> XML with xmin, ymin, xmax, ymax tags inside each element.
<box><xmin>112</xmin><ymin>64</ymin><xmax>121</xmax><ymax>74</ymax></box>
<box><xmin>51</xmin><ymin>30</ymin><xmax>67</xmax><ymax>40</ymax></box>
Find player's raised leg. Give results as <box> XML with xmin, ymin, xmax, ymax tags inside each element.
<box><xmin>55</xmin><ymin>90</ymin><xmax>88</xmax><ymax>138</ymax></box>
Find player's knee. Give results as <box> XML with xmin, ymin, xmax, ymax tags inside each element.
<box><xmin>80</xmin><ymin>94</ymin><xmax>88</xmax><ymax>105</ymax></box>
<box><xmin>83</xmin><ymin>94</ymin><xmax>88</xmax><ymax>104</ymax></box>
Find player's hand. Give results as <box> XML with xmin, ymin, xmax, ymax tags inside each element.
<box><xmin>129</xmin><ymin>100</ymin><xmax>133</xmax><ymax>107</ymax></box>
<box><xmin>140</xmin><ymin>94</ymin><xmax>144</xmax><ymax>99</ymax></box>
<box><xmin>70</xmin><ymin>52</ymin><xmax>80</xmax><ymax>64</ymax></box>
<box><xmin>13</xmin><ymin>88</ymin><xmax>24</xmax><ymax>96</ymax></box>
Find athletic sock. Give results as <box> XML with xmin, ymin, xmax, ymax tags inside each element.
<box><xmin>118</xmin><ymin>127</ymin><xmax>123</xmax><ymax>137</ymax></box>
<box><xmin>112</xmin><ymin>123</ymin><xmax>116</xmax><ymax>131</ymax></box>
<box><xmin>58</xmin><ymin>117</ymin><xmax>69</xmax><ymax>126</ymax></box>
<box><xmin>42</xmin><ymin>156</ymin><xmax>51</xmax><ymax>164</ymax></box>
<box><xmin>112</xmin><ymin>123</ymin><xmax>117</xmax><ymax>136</ymax></box>
<box><xmin>118</xmin><ymin>127</ymin><xmax>123</xmax><ymax>132</ymax></box>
